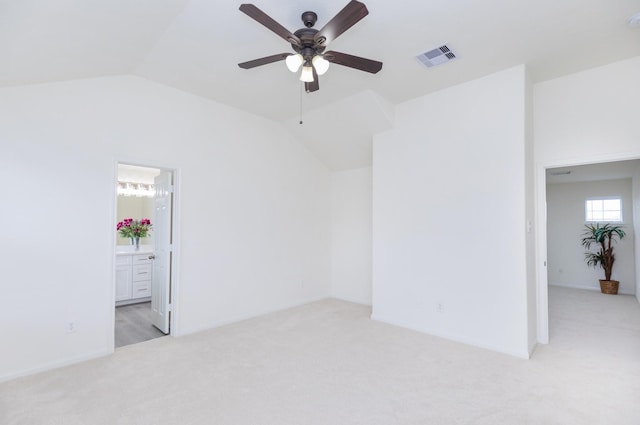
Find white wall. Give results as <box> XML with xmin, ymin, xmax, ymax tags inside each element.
<box><xmin>0</xmin><ymin>76</ymin><xmax>332</xmax><ymax>382</ymax></box>
<box><xmin>330</xmin><ymin>166</ymin><xmax>372</xmax><ymax>305</ymax></box>
<box><xmin>534</xmin><ymin>56</ymin><xmax>640</xmax><ymax>165</ymax></box>
<box><xmin>372</xmin><ymin>66</ymin><xmax>531</xmax><ymax>358</ymax></box>
<box><xmin>525</xmin><ymin>70</ymin><xmax>537</xmax><ymax>352</ymax></box>
<box><xmin>534</xmin><ymin>55</ymin><xmax>640</xmax><ymax>324</ymax></box>
<box><xmin>546</xmin><ymin>179</ymin><xmax>635</xmax><ymax>294</ymax></box>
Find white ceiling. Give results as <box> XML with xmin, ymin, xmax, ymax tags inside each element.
<box><xmin>2</xmin><ymin>0</ymin><xmax>640</xmax><ymax>170</ymax></box>
<box><xmin>546</xmin><ymin>160</ymin><xmax>640</xmax><ymax>184</ymax></box>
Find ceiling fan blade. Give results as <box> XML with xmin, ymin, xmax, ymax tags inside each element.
<box><xmin>305</xmin><ymin>68</ymin><xmax>320</xmax><ymax>93</ymax></box>
<box><xmin>314</xmin><ymin>0</ymin><xmax>368</xmax><ymax>46</ymax></box>
<box><xmin>239</xmin><ymin>4</ymin><xmax>301</xmax><ymax>47</ymax></box>
<box><xmin>324</xmin><ymin>51</ymin><xmax>382</xmax><ymax>73</ymax></box>
<box><xmin>238</xmin><ymin>53</ymin><xmax>290</xmax><ymax>69</ymax></box>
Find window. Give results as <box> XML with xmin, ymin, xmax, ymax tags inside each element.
<box><xmin>585</xmin><ymin>198</ymin><xmax>622</xmax><ymax>222</ymax></box>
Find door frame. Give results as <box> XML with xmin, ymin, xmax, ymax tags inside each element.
<box><xmin>110</xmin><ymin>160</ymin><xmax>181</xmax><ymax>350</ymax></box>
<box><xmin>535</xmin><ymin>152</ymin><xmax>640</xmax><ymax>345</ymax></box>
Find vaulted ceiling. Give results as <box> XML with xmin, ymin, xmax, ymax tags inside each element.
<box><xmin>2</xmin><ymin>0</ymin><xmax>640</xmax><ymax>169</ymax></box>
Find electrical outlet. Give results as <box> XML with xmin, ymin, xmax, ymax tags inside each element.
<box><xmin>67</xmin><ymin>321</ymin><xmax>77</xmax><ymax>333</ymax></box>
<box><xmin>436</xmin><ymin>303</ymin><xmax>444</xmax><ymax>314</ymax></box>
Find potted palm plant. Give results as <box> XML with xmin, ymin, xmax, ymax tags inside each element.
<box><xmin>581</xmin><ymin>223</ymin><xmax>626</xmax><ymax>294</ymax></box>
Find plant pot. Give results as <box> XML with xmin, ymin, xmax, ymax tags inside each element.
<box><xmin>599</xmin><ymin>279</ymin><xmax>619</xmax><ymax>295</ymax></box>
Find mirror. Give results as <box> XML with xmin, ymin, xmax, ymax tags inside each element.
<box><xmin>116</xmin><ymin>164</ymin><xmax>161</xmax><ymax>247</ymax></box>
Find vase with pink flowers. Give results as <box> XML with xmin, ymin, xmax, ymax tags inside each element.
<box><xmin>116</xmin><ymin>218</ymin><xmax>152</xmax><ymax>250</ymax></box>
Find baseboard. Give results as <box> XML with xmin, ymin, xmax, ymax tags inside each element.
<box><xmin>549</xmin><ymin>282</ymin><xmax>635</xmax><ymax>295</ymax></box>
<box><xmin>330</xmin><ymin>294</ymin><xmax>372</xmax><ymax>307</ymax></box>
<box><xmin>0</xmin><ymin>348</ymin><xmax>110</xmax><ymax>384</ymax></box>
<box><xmin>116</xmin><ymin>297</ymin><xmax>151</xmax><ymax>307</ymax></box>
<box><xmin>370</xmin><ymin>313</ymin><xmax>531</xmax><ymax>360</ymax></box>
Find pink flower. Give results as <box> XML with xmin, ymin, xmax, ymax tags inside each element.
<box><xmin>116</xmin><ymin>218</ymin><xmax>152</xmax><ymax>238</ymax></box>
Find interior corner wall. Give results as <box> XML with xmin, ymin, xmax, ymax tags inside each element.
<box><xmin>372</xmin><ymin>65</ymin><xmax>530</xmax><ymax>358</ymax></box>
<box><xmin>546</xmin><ymin>179</ymin><xmax>636</xmax><ymax>294</ymax></box>
<box><xmin>330</xmin><ymin>166</ymin><xmax>373</xmax><ymax>305</ymax></box>
<box><xmin>0</xmin><ymin>76</ymin><xmax>332</xmax><ymax>382</ymax></box>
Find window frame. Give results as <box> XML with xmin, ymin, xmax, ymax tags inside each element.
<box><xmin>584</xmin><ymin>197</ymin><xmax>623</xmax><ymax>223</ymax></box>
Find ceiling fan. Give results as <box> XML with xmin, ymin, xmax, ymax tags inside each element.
<box><xmin>238</xmin><ymin>0</ymin><xmax>383</xmax><ymax>93</ymax></box>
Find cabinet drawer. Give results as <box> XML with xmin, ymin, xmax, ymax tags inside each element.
<box><xmin>116</xmin><ymin>255</ymin><xmax>133</xmax><ymax>266</ymax></box>
<box><xmin>133</xmin><ymin>254</ymin><xmax>153</xmax><ymax>265</ymax></box>
<box><xmin>132</xmin><ymin>264</ymin><xmax>152</xmax><ymax>282</ymax></box>
<box><xmin>132</xmin><ymin>281</ymin><xmax>151</xmax><ymax>298</ymax></box>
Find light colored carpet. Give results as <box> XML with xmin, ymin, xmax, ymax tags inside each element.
<box><xmin>1</xmin><ymin>286</ymin><xmax>639</xmax><ymax>424</ymax></box>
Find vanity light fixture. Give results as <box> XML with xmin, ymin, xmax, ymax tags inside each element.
<box><xmin>117</xmin><ymin>181</ymin><xmax>155</xmax><ymax>198</ymax></box>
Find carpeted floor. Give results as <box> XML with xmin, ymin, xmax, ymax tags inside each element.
<box><xmin>1</xmin><ymin>286</ymin><xmax>639</xmax><ymax>424</ymax></box>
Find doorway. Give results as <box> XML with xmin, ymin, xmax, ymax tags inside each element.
<box><xmin>537</xmin><ymin>158</ymin><xmax>640</xmax><ymax>344</ymax></box>
<box><xmin>114</xmin><ymin>163</ymin><xmax>177</xmax><ymax>348</ymax></box>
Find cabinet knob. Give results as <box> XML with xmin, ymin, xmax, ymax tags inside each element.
<box><xmin>148</xmin><ymin>255</ymin><xmax>156</xmax><ymax>260</ymax></box>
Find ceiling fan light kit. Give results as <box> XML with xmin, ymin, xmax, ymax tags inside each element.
<box><xmin>285</xmin><ymin>53</ymin><xmax>304</xmax><ymax>72</ymax></box>
<box><xmin>238</xmin><ymin>1</ymin><xmax>382</xmax><ymax>93</ymax></box>
<box><xmin>300</xmin><ymin>65</ymin><xmax>315</xmax><ymax>82</ymax></box>
<box><xmin>312</xmin><ymin>55</ymin><xmax>330</xmax><ymax>75</ymax></box>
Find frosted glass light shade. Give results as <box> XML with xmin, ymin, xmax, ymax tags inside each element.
<box><xmin>312</xmin><ymin>55</ymin><xmax>330</xmax><ymax>75</ymax></box>
<box><xmin>285</xmin><ymin>54</ymin><xmax>303</xmax><ymax>72</ymax></box>
<box><xmin>299</xmin><ymin>66</ymin><xmax>314</xmax><ymax>82</ymax></box>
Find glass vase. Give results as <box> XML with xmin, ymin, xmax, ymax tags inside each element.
<box><xmin>130</xmin><ymin>237</ymin><xmax>141</xmax><ymax>250</ymax></box>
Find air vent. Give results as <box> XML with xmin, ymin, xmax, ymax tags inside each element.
<box><xmin>416</xmin><ymin>45</ymin><xmax>457</xmax><ymax>68</ymax></box>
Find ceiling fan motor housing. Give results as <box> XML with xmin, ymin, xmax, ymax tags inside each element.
<box><xmin>301</xmin><ymin>11</ymin><xmax>317</xmax><ymax>28</ymax></box>
<box><xmin>292</xmin><ymin>26</ymin><xmax>325</xmax><ymax>61</ymax></box>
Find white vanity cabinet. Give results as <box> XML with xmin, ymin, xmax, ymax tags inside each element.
<box><xmin>115</xmin><ymin>255</ymin><xmax>133</xmax><ymax>301</ymax></box>
<box><xmin>116</xmin><ymin>251</ymin><xmax>153</xmax><ymax>305</ymax></box>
